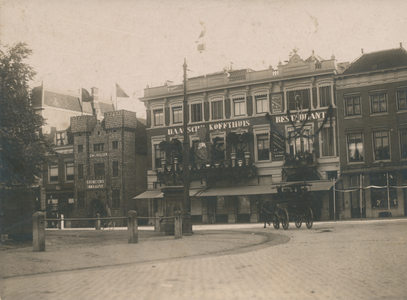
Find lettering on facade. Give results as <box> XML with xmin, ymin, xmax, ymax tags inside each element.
<box><xmin>86</xmin><ymin>179</ymin><xmax>105</xmax><ymax>189</ymax></box>
<box><xmin>275</xmin><ymin>111</ymin><xmax>326</xmax><ymax>123</ymax></box>
<box><xmin>168</xmin><ymin>120</ymin><xmax>250</xmax><ymax>136</ymax></box>
<box><xmin>90</xmin><ymin>152</ymin><xmax>108</xmax><ymax>157</ymax></box>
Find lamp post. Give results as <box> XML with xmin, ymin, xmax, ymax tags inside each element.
<box><xmin>182</xmin><ymin>58</ymin><xmax>192</xmax><ymax>235</ymax></box>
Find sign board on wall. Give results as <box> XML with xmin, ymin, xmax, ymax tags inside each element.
<box><xmin>271</xmin><ymin>93</ymin><xmax>283</xmax><ymax>113</ymax></box>
<box><xmin>86</xmin><ymin>179</ymin><xmax>105</xmax><ymax>189</ymax></box>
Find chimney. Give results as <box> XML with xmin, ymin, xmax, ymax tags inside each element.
<box><xmin>361</xmin><ymin>48</ymin><xmax>364</xmax><ymax>54</ymax></box>
<box><xmin>400</xmin><ymin>42</ymin><xmax>403</xmax><ymax>48</ymax></box>
<box><xmin>91</xmin><ymin>87</ymin><xmax>103</xmax><ymax>120</ymax></box>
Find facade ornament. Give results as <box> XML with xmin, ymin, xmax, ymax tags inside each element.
<box><xmin>203</xmin><ymin>92</ymin><xmax>208</xmax><ymax>102</ymax></box>
<box><xmin>245</xmin><ymin>86</ymin><xmax>251</xmax><ymax>94</ymax></box>
<box><xmin>278</xmin><ymin>81</ymin><xmax>283</xmax><ymax>89</ymax></box>
<box><xmin>268</xmin><ymin>82</ymin><xmax>273</xmax><ymax>93</ymax></box>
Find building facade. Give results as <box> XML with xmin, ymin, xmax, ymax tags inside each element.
<box><xmin>138</xmin><ymin>50</ymin><xmax>343</xmax><ymax>224</ymax></box>
<box><xmin>336</xmin><ymin>45</ymin><xmax>407</xmax><ymax>219</ymax></box>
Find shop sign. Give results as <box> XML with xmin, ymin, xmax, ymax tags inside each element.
<box><xmin>86</xmin><ymin>179</ymin><xmax>105</xmax><ymax>189</ymax></box>
<box><xmin>275</xmin><ymin>111</ymin><xmax>326</xmax><ymax>123</ymax></box>
<box><xmin>90</xmin><ymin>152</ymin><xmax>108</xmax><ymax>157</ymax></box>
<box><xmin>168</xmin><ymin>120</ymin><xmax>250</xmax><ymax>136</ymax></box>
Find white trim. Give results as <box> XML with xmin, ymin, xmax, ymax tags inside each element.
<box><xmin>253</xmin><ymin>126</ymin><xmax>271</xmax><ymax>162</ymax></box>
<box><xmin>253</xmin><ymin>90</ymin><xmax>269</xmax><ymax>115</ymax></box>
<box><xmin>151</xmin><ymin>104</ymin><xmax>165</xmax><ymax>128</ymax></box>
<box><xmin>231</xmin><ymin>92</ymin><xmax>247</xmax><ymax>117</ymax></box>
<box><xmin>209</xmin><ymin>96</ymin><xmax>225</xmax><ymax>121</ymax></box>
<box><xmin>169</xmin><ymin>101</ymin><xmax>183</xmax><ymax>125</ymax></box>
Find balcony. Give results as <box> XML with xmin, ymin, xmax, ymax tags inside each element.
<box><xmin>282</xmin><ymin>152</ymin><xmax>319</xmax><ymax>181</ymax></box>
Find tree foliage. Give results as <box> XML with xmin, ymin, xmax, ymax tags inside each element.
<box><xmin>0</xmin><ymin>42</ymin><xmax>53</xmax><ymax>187</ymax></box>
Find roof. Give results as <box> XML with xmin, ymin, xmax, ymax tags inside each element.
<box><xmin>342</xmin><ymin>47</ymin><xmax>407</xmax><ymax>75</ymax></box>
<box><xmin>44</xmin><ymin>90</ymin><xmax>82</xmax><ymax>112</ymax></box>
<box><xmin>98</xmin><ymin>102</ymin><xmax>115</xmax><ymax>114</ymax></box>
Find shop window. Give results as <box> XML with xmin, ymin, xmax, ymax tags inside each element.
<box><xmin>65</xmin><ymin>162</ymin><xmax>74</xmax><ymax>181</ymax></box>
<box><xmin>172</xmin><ymin>106</ymin><xmax>182</xmax><ymax>124</ymax></box>
<box><xmin>257</xmin><ymin>134</ymin><xmax>270</xmax><ymax>161</ymax></box>
<box><xmin>347</xmin><ymin>133</ymin><xmax>364</xmax><ymax>162</ymax></box>
<box><xmin>373</xmin><ymin>130</ymin><xmax>390</xmax><ymax>161</ymax></box>
<box><xmin>112</xmin><ymin>161</ymin><xmax>119</xmax><ymax>177</ymax></box>
<box><xmin>112</xmin><ymin>141</ymin><xmax>118</xmax><ymax>149</ymax></box>
<box><xmin>78</xmin><ymin>163</ymin><xmax>84</xmax><ymax>179</ymax></box>
<box><xmin>370</xmin><ymin>93</ymin><xmax>387</xmax><ymax>114</ymax></box>
<box><xmin>344</xmin><ymin>96</ymin><xmax>361</xmax><ymax>116</ymax></box>
<box><xmin>319</xmin><ymin>86</ymin><xmax>332</xmax><ymax>107</ymax></box>
<box><xmin>287</xmin><ymin>89</ymin><xmax>310</xmax><ymax>111</ymax></box>
<box><xmin>191</xmin><ymin>102</ymin><xmax>203</xmax><ymax>123</ymax></box>
<box><xmin>400</xmin><ymin>129</ymin><xmax>407</xmax><ymax>159</ymax></box>
<box><xmin>233</xmin><ymin>97</ymin><xmax>245</xmax><ymax>116</ymax></box>
<box><xmin>211</xmin><ymin>99</ymin><xmax>223</xmax><ymax>120</ymax></box>
<box><xmin>49</xmin><ymin>164</ymin><xmax>58</xmax><ymax>182</ymax></box>
<box><xmin>112</xmin><ymin>189</ymin><xmax>120</xmax><ymax>208</ymax></box>
<box><xmin>371</xmin><ymin>173</ymin><xmax>397</xmax><ymax>208</ymax></box>
<box><xmin>153</xmin><ymin>108</ymin><xmax>164</xmax><ymax>126</ymax></box>
<box><xmin>93</xmin><ymin>143</ymin><xmax>104</xmax><ymax>151</ymax></box>
<box><xmin>77</xmin><ymin>191</ymin><xmax>85</xmax><ymax>209</ymax></box>
<box><xmin>255</xmin><ymin>94</ymin><xmax>268</xmax><ymax>114</ymax></box>
<box><xmin>321</xmin><ymin>126</ymin><xmax>334</xmax><ymax>157</ymax></box>
<box><xmin>94</xmin><ymin>163</ymin><xmax>105</xmax><ymax>178</ymax></box>
<box><xmin>78</xmin><ymin>144</ymin><xmax>83</xmax><ymax>153</ymax></box>
<box><xmin>397</xmin><ymin>89</ymin><xmax>407</xmax><ymax>111</ymax></box>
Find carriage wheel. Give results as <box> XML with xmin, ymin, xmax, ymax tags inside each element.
<box><xmin>281</xmin><ymin>209</ymin><xmax>289</xmax><ymax>230</ymax></box>
<box><xmin>305</xmin><ymin>207</ymin><xmax>313</xmax><ymax>229</ymax></box>
<box><xmin>272</xmin><ymin>213</ymin><xmax>280</xmax><ymax>229</ymax></box>
<box><xmin>295</xmin><ymin>216</ymin><xmax>302</xmax><ymax>228</ymax></box>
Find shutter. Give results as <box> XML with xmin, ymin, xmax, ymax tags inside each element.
<box><xmin>247</xmin><ymin>96</ymin><xmax>253</xmax><ymax>116</ymax></box>
<box><xmin>165</xmin><ymin>107</ymin><xmax>170</xmax><ymax>126</ymax></box>
<box><xmin>204</xmin><ymin>102</ymin><xmax>210</xmax><ymax>121</ymax></box>
<box><xmin>146</xmin><ymin>110</ymin><xmax>151</xmax><ymax>128</ymax></box>
<box><xmin>225</xmin><ymin>98</ymin><xmax>231</xmax><ymax>119</ymax></box>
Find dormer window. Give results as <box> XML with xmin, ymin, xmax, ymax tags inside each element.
<box><xmin>56</xmin><ymin>131</ymin><xmax>67</xmax><ymax>146</ymax></box>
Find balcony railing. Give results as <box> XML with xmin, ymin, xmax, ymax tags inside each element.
<box><xmin>283</xmin><ymin>152</ymin><xmax>317</xmax><ymax>167</ymax></box>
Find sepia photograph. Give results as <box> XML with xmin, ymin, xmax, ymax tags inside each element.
<box><xmin>1</xmin><ymin>0</ymin><xmax>407</xmax><ymax>299</ymax></box>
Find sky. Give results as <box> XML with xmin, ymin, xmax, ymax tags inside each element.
<box><xmin>1</xmin><ymin>0</ymin><xmax>407</xmax><ymax>119</ymax></box>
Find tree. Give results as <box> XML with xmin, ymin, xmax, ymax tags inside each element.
<box><xmin>0</xmin><ymin>42</ymin><xmax>53</xmax><ymax>187</ymax></box>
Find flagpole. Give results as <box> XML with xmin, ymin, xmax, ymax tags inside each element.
<box><xmin>115</xmin><ymin>83</ymin><xmax>118</xmax><ymax>111</ymax></box>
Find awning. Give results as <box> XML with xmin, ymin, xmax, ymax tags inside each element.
<box><xmin>307</xmin><ymin>181</ymin><xmax>335</xmax><ymax>191</ymax></box>
<box><xmin>133</xmin><ymin>190</ymin><xmax>163</xmax><ymax>199</ymax></box>
<box><xmin>197</xmin><ymin>185</ymin><xmax>277</xmax><ymax>197</ymax></box>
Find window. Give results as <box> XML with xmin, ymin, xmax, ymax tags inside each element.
<box><xmin>211</xmin><ymin>136</ymin><xmax>225</xmax><ymax>161</ymax></box>
<box><xmin>211</xmin><ymin>99</ymin><xmax>223</xmax><ymax>120</ymax></box>
<box><xmin>153</xmin><ymin>108</ymin><xmax>164</xmax><ymax>126</ymax></box>
<box><xmin>65</xmin><ymin>162</ymin><xmax>74</xmax><ymax>181</ymax></box>
<box><xmin>373</xmin><ymin>131</ymin><xmax>390</xmax><ymax>161</ymax></box>
<box><xmin>321</xmin><ymin>126</ymin><xmax>334</xmax><ymax>157</ymax></box>
<box><xmin>397</xmin><ymin>90</ymin><xmax>407</xmax><ymax>111</ymax></box>
<box><xmin>344</xmin><ymin>96</ymin><xmax>361</xmax><ymax>116</ymax></box>
<box><xmin>370</xmin><ymin>93</ymin><xmax>387</xmax><ymax>114</ymax></box>
<box><xmin>287</xmin><ymin>89</ymin><xmax>310</xmax><ymax>110</ymax></box>
<box><xmin>257</xmin><ymin>134</ymin><xmax>270</xmax><ymax>161</ymax></box>
<box><xmin>319</xmin><ymin>86</ymin><xmax>332</xmax><ymax>107</ymax></box>
<box><xmin>371</xmin><ymin>173</ymin><xmax>397</xmax><ymax>208</ymax></box>
<box><xmin>233</xmin><ymin>97</ymin><xmax>246</xmax><ymax>116</ymax></box>
<box><xmin>172</xmin><ymin>106</ymin><xmax>182</xmax><ymax>124</ymax></box>
<box><xmin>49</xmin><ymin>164</ymin><xmax>58</xmax><ymax>182</ymax></box>
<box><xmin>94</xmin><ymin>163</ymin><xmax>105</xmax><ymax>178</ymax></box>
<box><xmin>347</xmin><ymin>133</ymin><xmax>364</xmax><ymax>162</ymax></box>
<box><xmin>191</xmin><ymin>102</ymin><xmax>202</xmax><ymax>122</ymax></box>
<box><xmin>77</xmin><ymin>191</ymin><xmax>85</xmax><ymax>209</ymax></box>
<box><xmin>154</xmin><ymin>144</ymin><xmax>164</xmax><ymax>169</ymax></box>
<box><xmin>288</xmin><ymin>126</ymin><xmax>313</xmax><ymax>155</ymax></box>
<box><xmin>78</xmin><ymin>144</ymin><xmax>83</xmax><ymax>153</ymax></box>
<box><xmin>93</xmin><ymin>143</ymin><xmax>104</xmax><ymax>151</ymax></box>
<box><xmin>112</xmin><ymin>161</ymin><xmax>119</xmax><ymax>177</ymax></box>
<box><xmin>112</xmin><ymin>141</ymin><xmax>118</xmax><ymax>149</ymax></box>
<box><xmin>400</xmin><ymin>129</ymin><xmax>407</xmax><ymax>159</ymax></box>
<box><xmin>78</xmin><ymin>163</ymin><xmax>84</xmax><ymax>179</ymax></box>
<box><xmin>255</xmin><ymin>94</ymin><xmax>268</xmax><ymax>114</ymax></box>
<box><xmin>56</xmin><ymin>132</ymin><xmax>66</xmax><ymax>146</ymax></box>
<box><xmin>112</xmin><ymin>189</ymin><xmax>120</xmax><ymax>208</ymax></box>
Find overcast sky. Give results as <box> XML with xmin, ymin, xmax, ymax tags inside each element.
<box><xmin>2</xmin><ymin>0</ymin><xmax>407</xmax><ymax>118</ymax></box>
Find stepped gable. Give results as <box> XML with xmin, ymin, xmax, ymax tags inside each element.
<box><xmin>342</xmin><ymin>47</ymin><xmax>407</xmax><ymax>75</ymax></box>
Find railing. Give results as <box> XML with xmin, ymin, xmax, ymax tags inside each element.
<box><xmin>32</xmin><ymin>211</ymin><xmax>183</xmax><ymax>252</ymax></box>
<box><xmin>283</xmin><ymin>152</ymin><xmax>316</xmax><ymax>167</ymax></box>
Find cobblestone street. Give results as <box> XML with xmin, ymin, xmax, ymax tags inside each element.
<box><xmin>1</xmin><ymin>219</ymin><xmax>407</xmax><ymax>300</ymax></box>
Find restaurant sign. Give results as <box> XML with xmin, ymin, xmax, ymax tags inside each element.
<box><xmin>86</xmin><ymin>179</ymin><xmax>105</xmax><ymax>189</ymax></box>
<box><xmin>275</xmin><ymin>111</ymin><xmax>326</xmax><ymax>124</ymax></box>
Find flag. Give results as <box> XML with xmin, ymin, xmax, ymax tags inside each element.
<box><xmin>196</xmin><ymin>22</ymin><xmax>206</xmax><ymax>53</ymax></box>
<box><xmin>116</xmin><ymin>83</ymin><xmax>129</xmax><ymax>98</ymax></box>
<box><xmin>81</xmin><ymin>88</ymin><xmax>92</xmax><ymax>102</ymax></box>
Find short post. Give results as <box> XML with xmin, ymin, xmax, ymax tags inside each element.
<box><xmin>128</xmin><ymin>210</ymin><xmax>138</xmax><ymax>243</ymax></box>
<box><xmin>154</xmin><ymin>212</ymin><xmax>161</xmax><ymax>232</ymax></box>
<box><xmin>174</xmin><ymin>210</ymin><xmax>182</xmax><ymax>239</ymax></box>
<box><xmin>33</xmin><ymin>212</ymin><xmax>46</xmax><ymax>252</ymax></box>
<box><xmin>60</xmin><ymin>214</ymin><xmax>64</xmax><ymax>229</ymax></box>
<box><xmin>95</xmin><ymin>213</ymin><xmax>101</xmax><ymax>230</ymax></box>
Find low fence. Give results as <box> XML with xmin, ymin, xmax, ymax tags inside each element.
<box><xmin>32</xmin><ymin>210</ymin><xmax>183</xmax><ymax>252</ymax></box>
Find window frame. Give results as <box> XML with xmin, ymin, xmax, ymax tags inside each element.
<box><xmin>254</xmin><ymin>93</ymin><xmax>269</xmax><ymax>114</ymax></box>
<box><xmin>255</xmin><ymin>131</ymin><xmax>271</xmax><ymax>162</ymax></box>
<box><xmin>112</xmin><ymin>160</ymin><xmax>119</xmax><ymax>177</ymax></box>
<box><xmin>190</xmin><ymin>99</ymin><xmax>203</xmax><ymax>123</ymax></box>
<box><xmin>286</xmin><ymin>124</ymin><xmax>314</xmax><ymax>155</ymax></box>
<box><xmin>400</xmin><ymin>128</ymin><xmax>407</xmax><ymax>159</ymax></box>
<box><xmin>94</xmin><ymin>162</ymin><xmax>105</xmax><ymax>178</ymax></box>
<box><xmin>319</xmin><ymin>121</ymin><xmax>336</xmax><ymax>157</ymax></box>
<box><xmin>232</xmin><ymin>95</ymin><xmax>246</xmax><ymax>117</ymax></box>
<box><xmin>344</xmin><ymin>95</ymin><xmax>361</xmax><ymax>117</ymax></box>
<box><xmin>347</xmin><ymin>133</ymin><xmax>364</xmax><ymax>163</ymax></box>
<box><xmin>112</xmin><ymin>140</ymin><xmax>118</xmax><ymax>150</ymax></box>
<box><xmin>370</xmin><ymin>92</ymin><xmax>388</xmax><ymax>114</ymax></box>
<box><xmin>151</xmin><ymin>136</ymin><xmax>166</xmax><ymax>170</ymax></box>
<box><xmin>397</xmin><ymin>89</ymin><xmax>407</xmax><ymax>111</ymax></box>
<box><xmin>93</xmin><ymin>143</ymin><xmax>104</xmax><ymax>152</ymax></box>
<box><xmin>210</xmin><ymin>132</ymin><xmax>226</xmax><ymax>161</ymax></box>
<box><xmin>78</xmin><ymin>163</ymin><xmax>84</xmax><ymax>180</ymax></box>
<box><xmin>77</xmin><ymin>144</ymin><xmax>83</xmax><ymax>153</ymax></box>
<box><xmin>56</xmin><ymin>131</ymin><xmax>67</xmax><ymax>146</ymax></box>
<box><xmin>49</xmin><ymin>164</ymin><xmax>59</xmax><ymax>182</ymax></box>
<box><xmin>372</xmin><ymin>130</ymin><xmax>391</xmax><ymax>161</ymax></box>
<box><xmin>319</xmin><ymin>85</ymin><xmax>332</xmax><ymax>107</ymax></box>
<box><xmin>210</xmin><ymin>97</ymin><xmax>224</xmax><ymax>121</ymax></box>
<box><xmin>153</xmin><ymin>108</ymin><xmax>164</xmax><ymax>126</ymax></box>
<box><xmin>171</xmin><ymin>103</ymin><xmax>183</xmax><ymax>125</ymax></box>
<box><xmin>65</xmin><ymin>162</ymin><xmax>74</xmax><ymax>181</ymax></box>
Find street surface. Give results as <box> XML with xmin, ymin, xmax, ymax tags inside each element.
<box><xmin>1</xmin><ymin>219</ymin><xmax>407</xmax><ymax>300</ymax></box>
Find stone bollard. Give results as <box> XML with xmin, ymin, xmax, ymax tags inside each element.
<box><xmin>154</xmin><ymin>212</ymin><xmax>161</xmax><ymax>232</ymax></box>
<box><xmin>95</xmin><ymin>213</ymin><xmax>101</xmax><ymax>230</ymax></box>
<box><xmin>128</xmin><ymin>210</ymin><xmax>138</xmax><ymax>243</ymax></box>
<box><xmin>33</xmin><ymin>212</ymin><xmax>46</xmax><ymax>252</ymax></box>
<box><xmin>174</xmin><ymin>210</ymin><xmax>182</xmax><ymax>239</ymax></box>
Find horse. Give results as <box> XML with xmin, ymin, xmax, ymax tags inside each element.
<box><xmin>257</xmin><ymin>200</ymin><xmax>277</xmax><ymax>228</ymax></box>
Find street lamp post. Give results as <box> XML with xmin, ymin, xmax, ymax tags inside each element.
<box><xmin>182</xmin><ymin>58</ymin><xmax>192</xmax><ymax>235</ymax></box>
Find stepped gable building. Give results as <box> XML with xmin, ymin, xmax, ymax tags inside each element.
<box><xmin>70</xmin><ymin>110</ymin><xmax>147</xmax><ymax>225</ymax></box>
<box><xmin>138</xmin><ymin>49</ymin><xmax>343</xmax><ymax>224</ymax></box>
<box><xmin>335</xmin><ymin>45</ymin><xmax>407</xmax><ymax>219</ymax></box>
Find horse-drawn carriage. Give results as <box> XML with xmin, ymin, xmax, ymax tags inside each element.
<box><xmin>258</xmin><ymin>182</ymin><xmax>313</xmax><ymax>230</ymax></box>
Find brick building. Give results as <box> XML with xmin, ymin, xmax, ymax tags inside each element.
<box><xmin>335</xmin><ymin>45</ymin><xmax>407</xmax><ymax>219</ymax></box>
<box><xmin>137</xmin><ymin>49</ymin><xmax>345</xmax><ymax>224</ymax></box>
